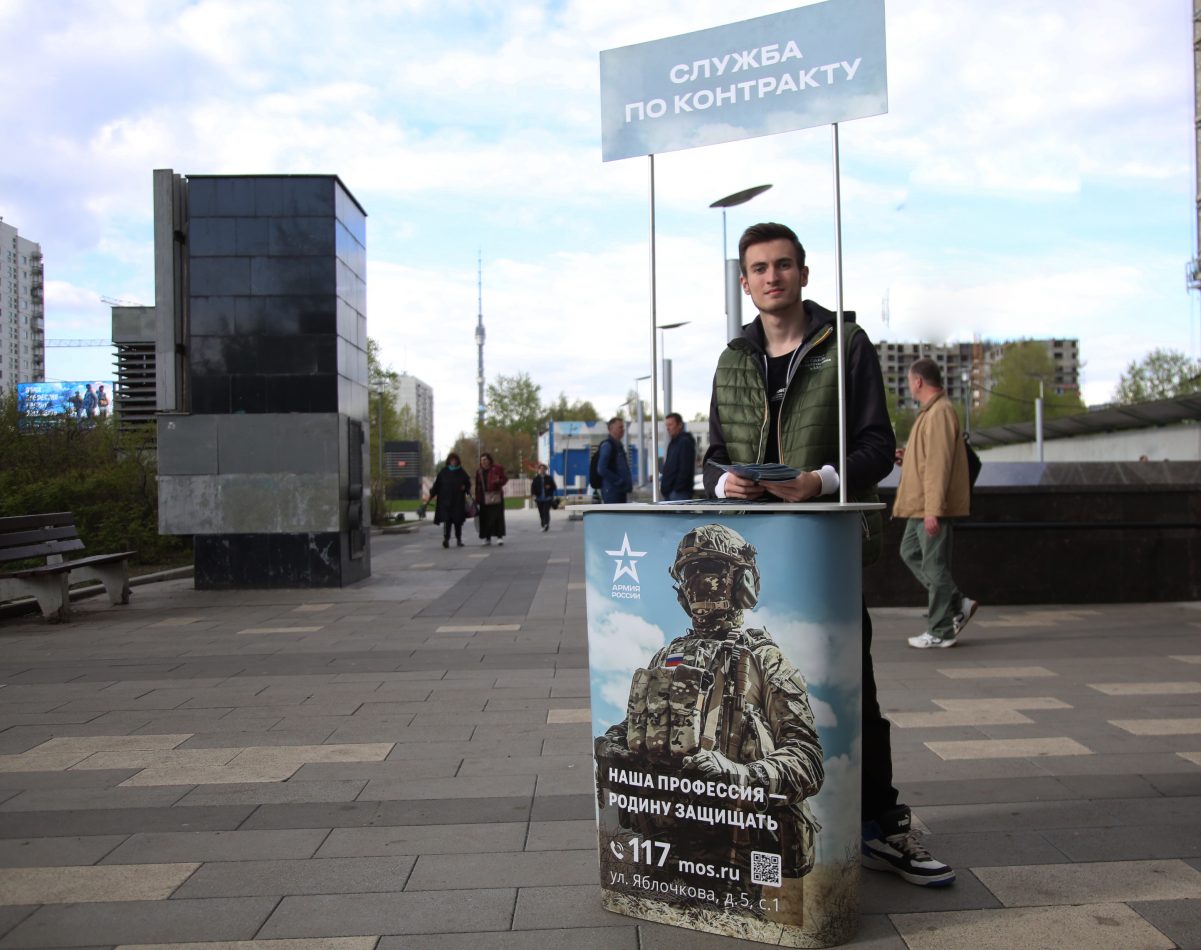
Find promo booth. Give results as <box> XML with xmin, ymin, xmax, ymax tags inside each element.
<box><xmin>584</xmin><ymin>501</ymin><xmax>877</xmax><ymax>947</ymax></box>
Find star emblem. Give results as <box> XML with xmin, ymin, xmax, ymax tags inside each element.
<box><xmin>605</xmin><ymin>533</ymin><xmax>648</xmax><ymax>584</ymax></box>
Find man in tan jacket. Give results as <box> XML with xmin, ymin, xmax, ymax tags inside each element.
<box><xmin>893</xmin><ymin>358</ymin><xmax>978</xmax><ymax>648</ymax></box>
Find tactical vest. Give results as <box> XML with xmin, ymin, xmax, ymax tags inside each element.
<box><xmin>601</xmin><ymin>628</ymin><xmax>820</xmax><ymax>877</ymax></box>
<box><xmin>714</xmin><ymin>322</ymin><xmax>883</xmax><ymax>564</ymax></box>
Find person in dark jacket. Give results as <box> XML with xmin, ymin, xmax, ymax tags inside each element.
<box><xmin>597</xmin><ymin>417</ymin><xmax>632</xmax><ymax>503</ymax></box>
<box><xmin>426</xmin><ymin>452</ymin><xmax>472</xmax><ymax>548</ymax></box>
<box><xmin>660</xmin><ymin>412</ymin><xmax>696</xmax><ymax>501</ymax></box>
<box><xmin>474</xmin><ymin>453</ymin><xmax>508</xmax><ymax>545</ymax></box>
<box><xmin>531</xmin><ymin>463</ymin><xmax>557</xmax><ymax>531</ymax></box>
<box><xmin>703</xmin><ymin>221</ymin><xmax>954</xmax><ymax>889</ymax></box>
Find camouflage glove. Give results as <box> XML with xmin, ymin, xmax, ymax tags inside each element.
<box><xmin>682</xmin><ymin>749</ymin><xmax>768</xmax><ymax>789</ymax></box>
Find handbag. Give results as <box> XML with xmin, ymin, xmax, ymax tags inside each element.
<box><xmin>484</xmin><ymin>490</ymin><xmax>503</xmax><ymax>506</ymax></box>
<box><xmin>465</xmin><ymin>494</ymin><xmax>479</xmax><ymax>518</ymax></box>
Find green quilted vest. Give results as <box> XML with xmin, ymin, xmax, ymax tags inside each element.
<box><xmin>715</xmin><ymin>321</ymin><xmax>884</xmax><ymax>564</ymax></box>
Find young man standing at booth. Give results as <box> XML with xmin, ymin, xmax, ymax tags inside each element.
<box><xmin>702</xmin><ymin>222</ymin><xmax>955</xmax><ymax>887</ymax></box>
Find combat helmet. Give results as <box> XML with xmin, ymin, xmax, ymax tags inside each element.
<box><xmin>668</xmin><ymin>523</ymin><xmax>761</xmax><ymax>625</ymax></box>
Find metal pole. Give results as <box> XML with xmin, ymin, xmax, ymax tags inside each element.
<box><xmin>636</xmin><ymin>392</ymin><xmax>645</xmax><ymax>487</ymax></box>
<box><xmin>831</xmin><ymin>123</ymin><xmax>848</xmax><ymax>505</ymax></box>
<box><xmin>648</xmin><ymin>155</ymin><xmax>661</xmax><ymax>502</ymax></box>
<box><xmin>1036</xmin><ymin>379</ymin><xmax>1045</xmax><ymax>462</ymax></box>
<box><xmin>377</xmin><ymin>391</ymin><xmax>384</xmax><ymax>518</ymax></box>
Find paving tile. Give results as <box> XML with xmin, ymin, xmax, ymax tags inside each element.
<box><xmin>100</xmin><ymin>829</ymin><xmax>329</xmax><ymax>864</ymax></box>
<box><xmin>511</xmin><ymin>884</ymin><xmax>632</xmax><ymax>930</ymax></box>
<box><xmin>889</xmin><ymin>902</ymin><xmax>1175</xmax><ymax>950</ymax></box>
<box><xmin>0</xmin><ymin>787</ymin><xmax>193</xmax><ymax>812</ymax></box>
<box><xmin>0</xmin><ymin>805</ymin><xmax>253</xmax><ymax>840</ymax></box>
<box><xmin>360</xmin><ymin>775</ymin><xmax>535</xmax><ymax>801</ymax></box>
<box><xmin>0</xmin><ymin>897</ymin><xmax>278</xmax><ymax>949</ymax></box>
<box><xmin>34</xmin><ymin>736</ymin><xmax>192</xmax><ymax>754</ymax></box>
<box><xmin>257</xmin><ymin>890</ymin><xmax>516</xmax><ymax>938</ymax></box>
<box><xmin>860</xmin><ymin>866</ymin><xmax>1001</xmax><ymax>914</ymax></box>
<box><xmin>937</xmin><ymin>667</ymin><xmax>1057</xmax><ymax>679</ymax></box>
<box><xmin>925</xmin><ymin>737</ymin><xmax>1093</xmax><ymax>760</ymax></box>
<box><xmin>975</xmin><ymin>858</ymin><xmax>1201</xmax><ymax>906</ymax></box>
<box><xmin>0</xmin><ymin>769</ymin><xmax>142</xmax><ymax>791</ymax></box>
<box><xmin>379</xmin><ymin>927</ymin><xmax>638</xmax><ymax>950</ymax></box>
<box><xmin>525</xmin><ymin>819</ymin><xmax>594</xmax><ymax>851</ymax></box>
<box><xmin>0</xmin><ymin>863</ymin><xmax>198</xmax><ymax>904</ymax></box>
<box><xmin>171</xmin><ymin>856</ymin><xmax>415</xmax><ymax>898</ymax></box>
<box><xmin>241</xmin><ymin>797</ymin><xmax>532</xmax><ymax>831</ymax></box>
<box><xmin>1111</xmin><ymin>718</ymin><xmax>1201</xmax><ymax>735</ymax></box>
<box><xmin>0</xmin><ymin>836</ymin><xmax>127</xmax><ymax>869</ymax></box>
<box><xmin>0</xmin><ymin>908</ymin><xmax>35</xmax><ymax>942</ymax></box>
<box><xmin>119</xmin><ymin>941</ymin><xmax>377</xmax><ymax>950</ymax></box>
<box><xmin>315</xmin><ymin>823</ymin><xmax>527</xmax><ymax>858</ymax></box>
<box><xmin>1043</xmin><ymin>823</ymin><xmax>1201</xmax><ymax>861</ymax></box>
<box><xmin>1090</xmin><ymin>681</ymin><xmax>1201</xmax><ymax>695</ymax></box>
<box><xmin>1130</xmin><ymin>897</ymin><xmax>1201</xmax><ymax>950</ymax></box>
<box><xmin>407</xmin><ymin>850</ymin><xmax>595</xmax><ymax>890</ymax></box>
<box><xmin>174</xmin><ymin>780</ymin><xmax>368</xmax><ymax>806</ymax></box>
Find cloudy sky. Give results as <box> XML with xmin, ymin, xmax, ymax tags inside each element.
<box><xmin>1</xmin><ymin>0</ymin><xmax>1194</xmax><ymax>456</ymax></box>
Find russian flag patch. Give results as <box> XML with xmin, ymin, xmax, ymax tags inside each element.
<box><xmin>664</xmin><ymin>653</ymin><xmax>683</xmax><ymax>668</ymax></box>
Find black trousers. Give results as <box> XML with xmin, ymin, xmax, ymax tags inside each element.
<box><xmin>536</xmin><ymin>501</ymin><xmax>552</xmax><ymax>528</ymax></box>
<box><xmin>442</xmin><ymin>520</ymin><xmax>463</xmax><ymax>542</ymax></box>
<box><xmin>861</xmin><ymin>599</ymin><xmax>900</xmax><ymax>822</ymax></box>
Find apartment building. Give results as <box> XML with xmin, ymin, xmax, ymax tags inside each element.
<box><xmin>0</xmin><ymin>218</ymin><xmax>45</xmax><ymax>397</ymax></box>
<box><xmin>390</xmin><ymin>372</ymin><xmax>434</xmax><ymax>451</ymax></box>
<box><xmin>874</xmin><ymin>338</ymin><xmax>1080</xmax><ymax>410</ymax></box>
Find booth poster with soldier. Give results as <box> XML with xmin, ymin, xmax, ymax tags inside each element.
<box><xmin>585</xmin><ymin>509</ymin><xmax>862</xmax><ymax>947</ymax></box>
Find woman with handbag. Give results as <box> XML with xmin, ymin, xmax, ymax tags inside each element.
<box><xmin>531</xmin><ymin>463</ymin><xmax>557</xmax><ymax>532</ymax></box>
<box><xmin>426</xmin><ymin>452</ymin><xmax>472</xmax><ymax>548</ymax></box>
<box><xmin>474</xmin><ymin>453</ymin><xmax>508</xmax><ymax>546</ymax></box>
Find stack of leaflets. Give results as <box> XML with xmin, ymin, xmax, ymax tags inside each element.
<box><xmin>707</xmin><ymin>461</ymin><xmax>801</xmax><ymax>482</ymax></box>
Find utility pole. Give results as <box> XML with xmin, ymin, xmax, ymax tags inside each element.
<box><xmin>475</xmin><ymin>253</ymin><xmax>486</xmax><ymax>462</ymax></box>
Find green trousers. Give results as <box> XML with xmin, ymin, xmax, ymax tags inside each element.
<box><xmin>900</xmin><ymin>518</ymin><xmax>962</xmax><ymax>640</ymax></box>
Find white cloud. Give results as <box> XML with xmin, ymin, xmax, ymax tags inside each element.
<box><xmin>1</xmin><ymin>0</ymin><xmax>1192</xmax><ymax>428</ymax></box>
<box><xmin>587</xmin><ymin>604</ymin><xmax>668</xmax><ymax>674</ymax></box>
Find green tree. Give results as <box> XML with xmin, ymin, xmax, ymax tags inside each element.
<box><xmin>0</xmin><ymin>392</ymin><xmax>189</xmax><ymax>566</ymax></box>
<box><xmin>543</xmin><ymin>393</ymin><xmax>599</xmax><ymax>425</ymax></box>
<box><xmin>451</xmin><ymin>426</ymin><xmax>536</xmax><ymax>480</ymax></box>
<box><xmin>367</xmin><ymin>339</ymin><xmax>434</xmax><ymax>521</ymax></box>
<box><xmin>1113</xmin><ymin>348</ymin><xmax>1201</xmax><ymax>405</ymax></box>
<box><xmin>886</xmin><ymin>387</ymin><xmax>919</xmax><ymax>444</ymax></box>
<box><xmin>486</xmin><ymin>372</ymin><xmax>543</xmax><ymax>435</ymax></box>
<box><xmin>975</xmin><ymin>341</ymin><xmax>1085</xmax><ymax>429</ymax></box>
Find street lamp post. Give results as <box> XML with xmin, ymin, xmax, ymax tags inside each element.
<box><xmin>960</xmin><ymin>370</ymin><xmax>971</xmax><ymax>436</ymax></box>
<box><xmin>710</xmin><ymin>185</ymin><xmax>773</xmax><ymax>342</ymax></box>
<box><xmin>634</xmin><ymin>374</ymin><xmax>651</xmax><ymax>487</ymax></box>
<box><xmin>656</xmin><ymin>321</ymin><xmax>690</xmax><ymax>417</ymax></box>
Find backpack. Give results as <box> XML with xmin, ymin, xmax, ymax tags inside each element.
<box><xmin>589</xmin><ymin>439</ymin><xmax>608</xmax><ymax>490</ymax></box>
<box><xmin>963</xmin><ymin>433</ymin><xmax>982</xmax><ymax>488</ymax></box>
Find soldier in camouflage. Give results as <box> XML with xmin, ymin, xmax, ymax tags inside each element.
<box><xmin>596</xmin><ymin>524</ymin><xmax>825</xmax><ymax>882</ymax></box>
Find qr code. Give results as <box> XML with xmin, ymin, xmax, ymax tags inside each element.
<box><xmin>750</xmin><ymin>850</ymin><xmax>782</xmax><ymax>887</ymax></box>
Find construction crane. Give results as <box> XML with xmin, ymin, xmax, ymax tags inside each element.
<box><xmin>44</xmin><ymin>339</ymin><xmax>113</xmax><ymax>347</ymax></box>
<box><xmin>99</xmin><ymin>295</ymin><xmax>144</xmax><ymax>307</ymax></box>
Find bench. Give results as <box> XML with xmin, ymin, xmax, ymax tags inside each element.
<box><xmin>0</xmin><ymin>513</ymin><xmax>136</xmax><ymax>621</ymax></box>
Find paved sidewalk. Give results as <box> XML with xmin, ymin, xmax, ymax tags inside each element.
<box><xmin>0</xmin><ymin>506</ymin><xmax>1199</xmax><ymax>949</ymax></box>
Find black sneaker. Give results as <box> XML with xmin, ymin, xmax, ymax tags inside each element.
<box><xmin>862</xmin><ymin>806</ymin><xmax>955</xmax><ymax>886</ymax></box>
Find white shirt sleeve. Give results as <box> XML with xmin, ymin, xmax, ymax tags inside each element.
<box><xmin>816</xmin><ymin>464</ymin><xmax>840</xmax><ymax>496</ymax></box>
<box><xmin>715</xmin><ymin>472</ymin><xmax>731</xmax><ymax>498</ymax></box>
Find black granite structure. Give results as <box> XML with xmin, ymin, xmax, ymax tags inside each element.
<box><xmin>865</xmin><ymin>461</ymin><xmax>1201</xmax><ymax>605</ymax></box>
<box><xmin>157</xmin><ymin>175</ymin><xmax>370</xmax><ymax>589</ymax></box>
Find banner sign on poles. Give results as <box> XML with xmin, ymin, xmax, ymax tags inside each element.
<box><xmin>599</xmin><ymin>0</ymin><xmax>887</xmax><ymax>162</ymax></box>
<box><xmin>586</xmin><ymin>508</ymin><xmax>862</xmax><ymax>945</ymax></box>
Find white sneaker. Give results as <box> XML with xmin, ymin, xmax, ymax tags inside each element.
<box><xmin>908</xmin><ymin>631</ymin><xmax>956</xmax><ymax>649</ymax></box>
<box><xmin>953</xmin><ymin>597</ymin><xmax>978</xmax><ymax>636</ymax></box>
